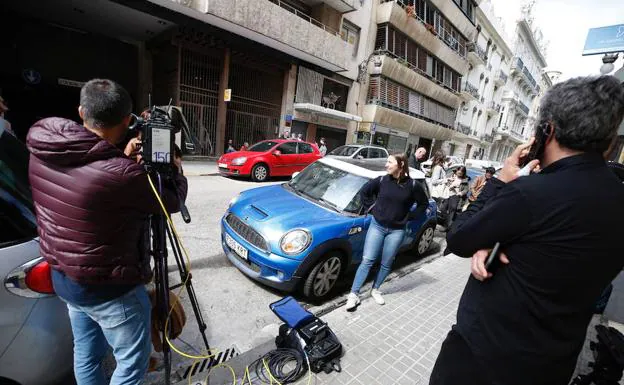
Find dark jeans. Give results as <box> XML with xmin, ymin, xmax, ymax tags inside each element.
<box><xmin>429</xmin><ymin>330</ymin><xmax>490</xmax><ymax>385</ymax></box>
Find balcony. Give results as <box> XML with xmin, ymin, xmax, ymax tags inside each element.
<box><xmin>486</xmin><ymin>101</ymin><xmax>501</xmax><ymax>115</ymax></box>
<box><xmin>494</xmin><ymin>70</ymin><xmax>508</xmax><ymax>86</ymax></box>
<box><xmin>511</xmin><ymin>56</ymin><xmax>539</xmax><ymax>94</ymax></box>
<box><xmin>481</xmin><ymin>134</ymin><xmax>494</xmax><ymax>143</ymax></box>
<box><xmin>516</xmin><ymin>101</ymin><xmax>530</xmax><ymax>116</ymax></box>
<box><xmin>361</xmin><ymin>104</ymin><xmax>455</xmax><ymax>141</ymax></box>
<box><xmin>299</xmin><ymin>0</ymin><xmax>356</xmax><ymax>13</ymax></box>
<box><xmin>456</xmin><ymin>122</ymin><xmax>471</xmax><ymax>135</ymax></box>
<box><xmin>460</xmin><ymin>81</ymin><xmax>480</xmax><ymax>101</ymax></box>
<box><xmin>170</xmin><ymin>0</ymin><xmax>348</xmax><ymax>71</ymax></box>
<box><xmin>466</xmin><ymin>42</ymin><xmax>487</xmax><ymax>66</ymax></box>
<box><xmin>377</xmin><ymin>0</ymin><xmax>470</xmax><ymax>74</ymax></box>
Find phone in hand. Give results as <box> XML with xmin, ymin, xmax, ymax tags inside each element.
<box><xmin>485</xmin><ymin>242</ymin><xmax>501</xmax><ymax>271</ymax></box>
<box><xmin>519</xmin><ymin>123</ymin><xmax>547</xmax><ymax>167</ymax></box>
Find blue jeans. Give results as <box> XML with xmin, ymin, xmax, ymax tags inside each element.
<box><xmin>63</xmin><ymin>285</ymin><xmax>152</xmax><ymax>385</ymax></box>
<box><xmin>351</xmin><ymin>218</ymin><xmax>406</xmax><ymax>294</ymax></box>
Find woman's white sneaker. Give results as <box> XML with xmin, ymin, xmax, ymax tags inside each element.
<box><xmin>345</xmin><ymin>293</ymin><xmax>360</xmax><ymax>311</ymax></box>
<box><xmin>371</xmin><ymin>289</ymin><xmax>385</xmax><ymax>305</ymax></box>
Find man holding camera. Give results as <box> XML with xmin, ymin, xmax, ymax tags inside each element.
<box><xmin>429</xmin><ymin>76</ymin><xmax>624</xmax><ymax>385</ymax></box>
<box><xmin>27</xmin><ymin>79</ymin><xmax>187</xmax><ymax>384</ymax></box>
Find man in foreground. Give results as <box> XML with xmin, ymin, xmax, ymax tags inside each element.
<box><xmin>27</xmin><ymin>79</ymin><xmax>187</xmax><ymax>384</ymax></box>
<box><xmin>430</xmin><ymin>76</ymin><xmax>624</xmax><ymax>385</ymax></box>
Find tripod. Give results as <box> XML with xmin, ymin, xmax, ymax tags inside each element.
<box><xmin>150</xmin><ymin>171</ymin><xmax>210</xmax><ymax>385</ymax></box>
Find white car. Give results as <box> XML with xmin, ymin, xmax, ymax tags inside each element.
<box><xmin>326</xmin><ymin>145</ymin><xmax>389</xmax><ymax>160</ymax></box>
<box><xmin>421</xmin><ymin>156</ymin><xmax>465</xmax><ymax>173</ymax></box>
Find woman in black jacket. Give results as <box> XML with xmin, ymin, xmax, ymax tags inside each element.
<box><xmin>346</xmin><ymin>153</ymin><xmax>429</xmax><ymax>310</ymax></box>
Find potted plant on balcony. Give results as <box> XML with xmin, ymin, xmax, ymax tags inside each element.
<box><xmin>405</xmin><ymin>5</ymin><xmax>415</xmax><ymax>17</ymax></box>
<box><xmin>425</xmin><ymin>23</ymin><xmax>437</xmax><ymax>36</ymax></box>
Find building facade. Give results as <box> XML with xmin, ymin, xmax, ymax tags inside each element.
<box><xmin>452</xmin><ymin>3</ymin><xmax>512</xmax><ymax>161</ymax></box>
<box><xmin>355</xmin><ymin>0</ymin><xmax>479</xmax><ymax>156</ymax></box>
<box><xmin>489</xmin><ymin>15</ymin><xmax>548</xmax><ymax>162</ymax></box>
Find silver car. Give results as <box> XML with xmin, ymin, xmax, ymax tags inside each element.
<box><xmin>0</xmin><ymin>129</ymin><xmax>73</xmax><ymax>385</ymax></box>
<box><xmin>326</xmin><ymin>145</ymin><xmax>389</xmax><ymax>160</ymax></box>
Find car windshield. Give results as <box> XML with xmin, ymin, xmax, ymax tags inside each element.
<box><xmin>0</xmin><ymin>129</ymin><xmax>37</xmax><ymax>245</ymax></box>
<box><xmin>287</xmin><ymin>162</ymin><xmax>369</xmax><ymax>214</ymax></box>
<box><xmin>247</xmin><ymin>141</ymin><xmax>279</xmax><ymax>152</ymax></box>
<box><xmin>328</xmin><ymin>146</ymin><xmax>359</xmax><ymax>157</ymax></box>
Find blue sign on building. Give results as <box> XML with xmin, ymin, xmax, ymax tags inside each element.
<box><xmin>582</xmin><ymin>24</ymin><xmax>624</xmax><ymax>56</ymax></box>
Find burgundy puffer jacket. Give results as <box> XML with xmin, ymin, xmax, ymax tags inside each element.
<box><xmin>27</xmin><ymin>118</ymin><xmax>188</xmax><ymax>285</ymax></box>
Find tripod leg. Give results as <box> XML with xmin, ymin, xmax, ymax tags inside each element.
<box><xmin>166</xmin><ymin>224</ymin><xmax>211</xmax><ymax>354</ymax></box>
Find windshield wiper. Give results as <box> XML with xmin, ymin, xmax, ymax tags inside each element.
<box><xmin>318</xmin><ymin>197</ymin><xmax>341</xmax><ymax>213</ymax></box>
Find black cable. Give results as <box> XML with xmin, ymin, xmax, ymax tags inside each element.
<box><xmin>250</xmin><ymin>348</ymin><xmax>307</xmax><ymax>384</ymax></box>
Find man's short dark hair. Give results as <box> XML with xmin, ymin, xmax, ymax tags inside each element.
<box><xmin>80</xmin><ymin>79</ymin><xmax>132</xmax><ymax>128</ymax></box>
<box><xmin>485</xmin><ymin>167</ymin><xmax>496</xmax><ymax>174</ymax></box>
<box><xmin>537</xmin><ymin>76</ymin><xmax>624</xmax><ymax>154</ymax></box>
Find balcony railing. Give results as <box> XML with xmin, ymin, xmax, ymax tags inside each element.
<box><xmin>511</xmin><ymin>56</ymin><xmax>540</xmax><ymax>92</ymax></box>
<box><xmin>467</xmin><ymin>42</ymin><xmax>488</xmax><ymax>62</ymax></box>
<box><xmin>267</xmin><ymin>0</ymin><xmax>339</xmax><ymax>35</ymax></box>
<box><xmin>522</xmin><ymin>66</ymin><xmax>538</xmax><ymax>89</ymax></box>
<box><xmin>456</xmin><ymin>122</ymin><xmax>471</xmax><ymax>135</ymax></box>
<box><xmin>461</xmin><ymin>81</ymin><xmax>480</xmax><ymax>99</ymax></box>
<box><xmin>496</xmin><ymin>70</ymin><xmax>508</xmax><ymax>84</ymax></box>
<box><xmin>510</xmin><ymin>130</ymin><xmax>525</xmax><ymax>141</ymax></box>
<box><xmin>481</xmin><ymin>134</ymin><xmax>494</xmax><ymax>143</ymax></box>
<box><xmin>487</xmin><ymin>101</ymin><xmax>501</xmax><ymax>113</ymax></box>
<box><xmin>386</xmin><ymin>0</ymin><xmax>467</xmax><ymax>58</ymax></box>
<box><xmin>518</xmin><ymin>101</ymin><xmax>530</xmax><ymax>115</ymax></box>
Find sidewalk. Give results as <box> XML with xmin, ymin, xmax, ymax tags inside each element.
<box><xmin>289</xmin><ymin>253</ymin><xmax>468</xmax><ymax>385</ymax></box>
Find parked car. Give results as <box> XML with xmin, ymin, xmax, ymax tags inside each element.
<box><xmin>420</xmin><ymin>156</ymin><xmax>464</xmax><ymax>174</ymax></box>
<box><xmin>221</xmin><ymin>157</ymin><xmax>437</xmax><ymax>301</ymax></box>
<box><xmin>217</xmin><ymin>139</ymin><xmax>322</xmax><ymax>182</ymax></box>
<box><xmin>326</xmin><ymin>145</ymin><xmax>389</xmax><ymax>160</ymax></box>
<box><xmin>0</xmin><ymin>129</ymin><xmax>73</xmax><ymax>385</ymax></box>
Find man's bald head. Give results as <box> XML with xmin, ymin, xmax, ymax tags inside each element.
<box><xmin>415</xmin><ymin>147</ymin><xmax>427</xmax><ymax>160</ymax></box>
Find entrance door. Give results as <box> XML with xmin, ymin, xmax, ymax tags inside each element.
<box><xmin>418</xmin><ymin>137</ymin><xmax>433</xmax><ymax>157</ymax></box>
<box><xmin>317</xmin><ymin>125</ymin><xmax>347</xmax><ymax>153</ymax></box>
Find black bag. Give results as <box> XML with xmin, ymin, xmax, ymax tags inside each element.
<box><xmin>275</xmin><ymin>317</ymin><xmax>343</xmax><ymax>374</ymax></box>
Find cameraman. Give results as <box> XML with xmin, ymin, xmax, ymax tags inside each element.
<box><xmin>429</xmin><ymin>76</ymin><xmax>624</xmax><ymax>385</ymax></box>
<box><xmin>27</xmin><ymin>79</ymin><xmax>187</xmax><ymax>385</ymax></box>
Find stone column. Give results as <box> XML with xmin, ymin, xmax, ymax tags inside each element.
<box><xmin>279</xmin><ymin>64</ymin><xmax>297</xmax><ymax>136</ymax></box>
<box><xmin>216</xmin><ymin>48</ymin><xmax>230</xmax><ymax>156</ymax></box>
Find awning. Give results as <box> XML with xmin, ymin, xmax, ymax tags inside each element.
<box><xmin>294</xmin><ymin>103</ymin><xmax>362</xmax><ymax>122</ymax></box>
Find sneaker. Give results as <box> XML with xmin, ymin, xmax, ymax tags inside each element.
<box><xmin>371</xmin><ymin>289</ymin><xmax>385</xmax><ymax>305</ymax></box>
<box><xmin>345</xmin><ymin>293</ymin><xmax>360</xmax><ymax>311</ymax></box>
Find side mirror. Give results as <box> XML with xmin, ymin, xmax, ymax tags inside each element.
<box><xmin>273</xmin><ymin>150</ymin><xmax>281</xmax><ymax>156</ymax></box>
<box><xmin>292</xmin><ymin>172</ymin><xmax>300</xmax><ymax>179</ymax></box>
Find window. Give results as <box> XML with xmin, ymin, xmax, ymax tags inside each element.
<box><xmin>369</xmin><ymin>148</ymin><xmax>386</xmax><ymax>158</ymax></box>
<box><xmin>341</xmin><ymin>20</ymin><xmax>360</xmax><ymax>56</ymax></box>
<box><xmin>426</xmin><ymin>55</ymin><xmax>434</xmax><ymax>77</ymax></box>
<box><xmin>298</xmin><ymin>143</ymin><xmax>313</xmax><ymax>154</ymax></box>
<box><xmin>278</xmin><ymin>142</ymin><xmax>298</xmax><ymax>155</ymax></box>
<box><xmin>356</xmin><ymin>148</ymin><xmax>369</xmax><ymax>159</ymax></box>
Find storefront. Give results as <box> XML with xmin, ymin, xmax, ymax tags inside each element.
<box><xmin>356</xmin><ymin>124</ymin><xmax>409</xmax><ymax>154</ymax></box>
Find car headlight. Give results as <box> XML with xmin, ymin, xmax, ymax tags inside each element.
<box><xmin>280</xmin><ymin>230</ymin><xmax>312</xmax><ymax>255</ymax></box>
<box><xmin>228</xmin><ymin>194</ymin><xmax>240</xmax><ymax>209</ymax></box>
<box><xmin>231</xmin><ymin>157</ymin><xmax>247</xmax><ymax>166</ymax></box>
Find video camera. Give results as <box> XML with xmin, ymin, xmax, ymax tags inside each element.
<box><xmin>129</xmin><ymin>104</ymin><xmax>195</xmax><ymax>178</ymax></box>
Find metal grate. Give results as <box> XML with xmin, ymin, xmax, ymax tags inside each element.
<box><xmin>179</xmin><ymin>48</ymin><xmax>221</xmax><ymax>156</ymax></box>
<box><xmin>225</xmin><ymin>214</ymin><xmax>269</xmax><ymax>252</ymax></box>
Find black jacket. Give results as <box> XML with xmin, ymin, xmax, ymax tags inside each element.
<box><xmin>446</xmin><ymin>153</ymin><xmax>624</xmax><ymax>385</ymax></box>
<box><xmin>361</xmin><ymin>174</ymin><xmax>428</xmax><ymax>229</ymax></box>
<box><xmin>408</xmin><ymin>154</ymin><xmax>422</xmax><ymax>170</ymax></box>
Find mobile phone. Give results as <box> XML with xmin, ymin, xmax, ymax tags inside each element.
<box><xmin>485</xmin><ymin>242</ymin><xmax>501</xmax><ymax>271</ymax></box>
<box><xmin>519</xmin><ymin>123</ymin><xmax>547</xmax><ymax>167</ymax></box>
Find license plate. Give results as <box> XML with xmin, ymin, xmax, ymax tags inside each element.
<box><xmin>218</xmin><ymin>163</ymin><xmax>227</xmax><ymax>168</ymax></box>
<box><xmin>225</xmin><ymin>233</ymin><xmax>248</xmax><ymax>260</ymax></box>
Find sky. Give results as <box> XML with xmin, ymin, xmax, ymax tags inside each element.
<box><xmin>487</xmin><ymin>0</ymin><xmax>624</xmax><ymax>80</ymax></box>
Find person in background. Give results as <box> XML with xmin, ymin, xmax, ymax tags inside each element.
<box><xmin>429</xmin><ymin>150</ymin><xmax>447</xmax><ymax>200</ymax></box>
<box><xmin>225</xmin><ymin>139</ymin><xmax>236</xmax><ymax>153</ymax></box>
<box><xmin>319</xmin><ymin>137</ymin><xmax>327</xmax><ymax>157</ymax></box>
<box><xmin>409</xmin><ymin>147</ymin><xmax>427</xmax><ymax>171</ymax></box>
<box><xmin>430</xmin><ymin>76</ymin><xmax>624</xmax><ymax>385</ymax></box>
<box><xmin>345</xmin><ymin>153</ymin><xmax>429</xmax><ymax>310</ymax></box>
<box><xmin>442</xmin><ymin>166</ymin><xmax>469</xmax><ymax>229</ymax></box>
<box><xmin>0</xmin><ymin>96</ymin><xmax>15</xmax><ymax>137</ymax></box>
<box><xmin>297</xmin><ymin>133</ymin><xmax>303</xmax><ymax>141</ymax></box>
<box><xmin>240</xmin><ymin>142</ymin><xmax>249</xmax><ymax>152</ymax></box>
<box><xmin>469</xmin><ymin>167</ymin><xmax>495</xmax><ymax>203</ymax></box>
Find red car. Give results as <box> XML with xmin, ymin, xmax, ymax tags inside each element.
<box><xmin>217</xmin><ymin>140</ymin><xmax>322</xmax><ymax>182</ymax></box>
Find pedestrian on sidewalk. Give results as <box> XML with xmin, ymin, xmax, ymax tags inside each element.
<box><xmin>345</xmin><ymin>153</ymin><xmax>429</xmax><ymax>310</ymax></box>
<box><xmin>468</xmin><ymin>167</ymin><xmax>495</xmax><ymax>203</ymax></box>
<box><xmin>27</xmin><ymin>79</ymin><xmax>188</xmax><ymax>385</ymax></box>
<box><xmin>318</xmin><ymin>137</ymin><xmax>327</xmax><ymax>157</ymax></box>
<box><xmin>430</xmin><ymin>76</ymin><xmax>624</xmax><ymax>385</ymax></box>
<box><xmin>440</xmin><ymin>165</ymin><xmax>469</xmax><ymax>229</ymax></box>
<box><xmin>409</xmin><ymin>147</ymin><xmax>427</xmax><ymax>171</ymax></box>
<box><xmin>240</xmin><ymin>141</ymin><xmax>249</xmax><ymax>152</ymax></box>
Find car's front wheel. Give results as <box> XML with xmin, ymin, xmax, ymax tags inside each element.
<box><xmin>414</xmin><ymin>223</ymin><xmax>435</xmax><ymax>257</ymax></box>
<box><xmin>251</xmin><ymin>163</ymin><xmax>269</xmax><ymax>182</ymax></box>
<box><xmin>303</xmin><ymin>253</ymin><xmax>343</xmax><ymax>301</ymax></box>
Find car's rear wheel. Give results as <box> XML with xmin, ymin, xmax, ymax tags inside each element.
<box><xmin>251</xmin><ymin>163</ymin><xmax>269</xmax><ymax>182</ymax></box>
<box><xmin>414</xmin><ymin>223</ymin><xmax>435</xmax><ymax>257</ymax></box>
<box><xmin>303</xmin><ymin>253</ymin><xmax>343</xmax><ymax>301</ymax></box>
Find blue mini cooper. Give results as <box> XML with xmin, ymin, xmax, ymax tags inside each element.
<box><xmin>221</xmin><ymin>157</ymin><xmax>438</xmax><ymax>300</ymax></box>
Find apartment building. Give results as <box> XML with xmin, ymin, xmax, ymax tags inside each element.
<box><xmin>490</xmin><ymin>16</ymin><xmax>548</xmax><ymax>162</ymax></box>
<box><xmin>452</xmin><ymin>3</ymin><xmax>512</xmax><ymax>161</ymax></box>
<box><xmin>356</xmin><ymin>0</ymin><xmax>479</xmax><ymax>155</ymax></box>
